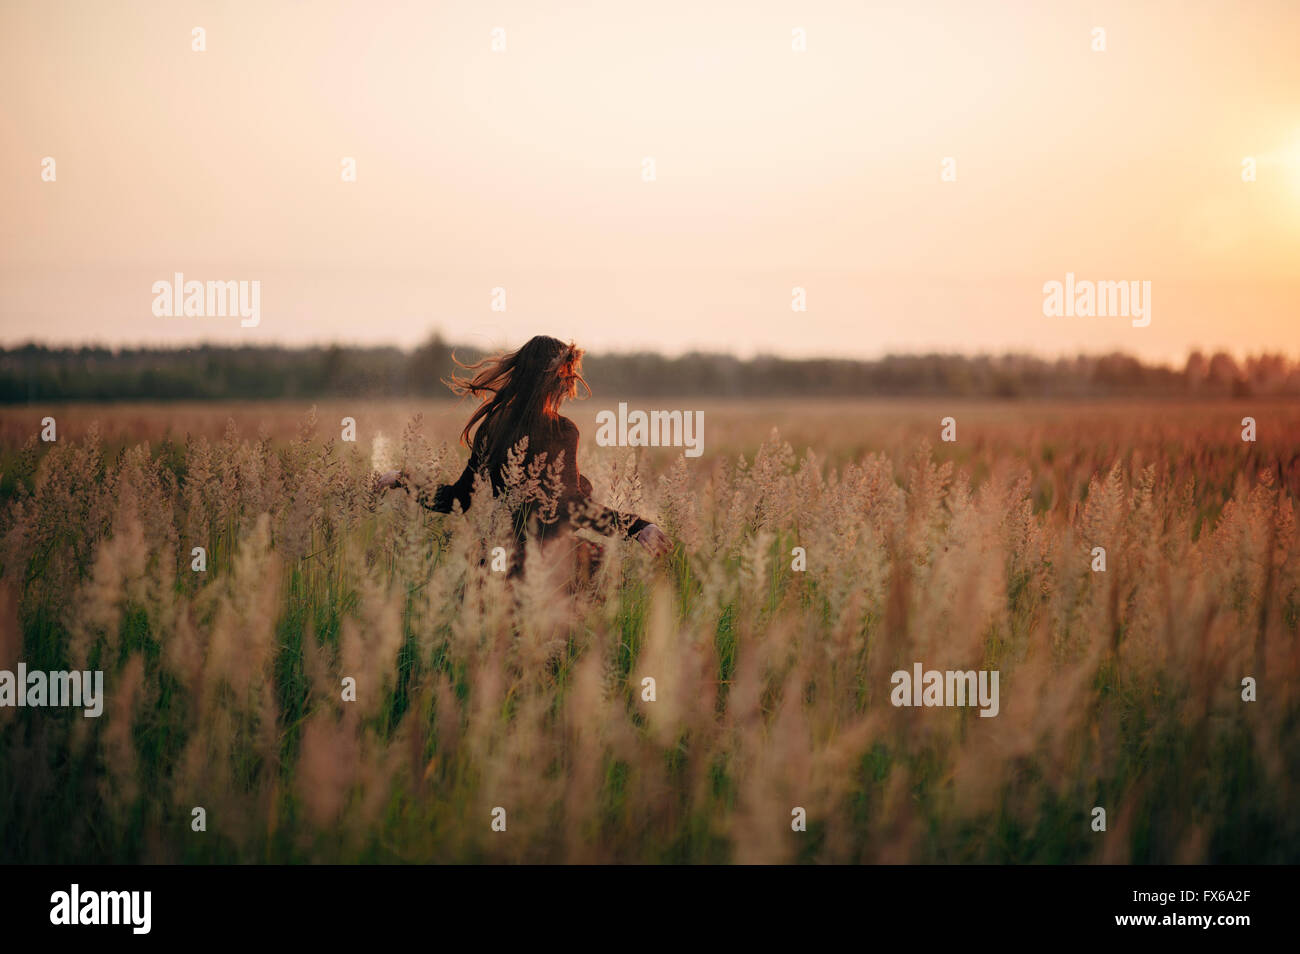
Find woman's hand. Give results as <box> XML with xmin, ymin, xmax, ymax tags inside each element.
<box><xmin>375</xmin><ymin>470</ymin><xmax>404</xmax><ymax>492</ymax></box>
<box><xmin>634</xmin><ymin>523</ymin><xmax>671</xmax><ymax>557</ymax></box>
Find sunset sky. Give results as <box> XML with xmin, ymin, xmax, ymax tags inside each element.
<box><xmin>2</xmin><ymin>0</ymin><xmax>1298</xmax><ymax>361</ymax></box>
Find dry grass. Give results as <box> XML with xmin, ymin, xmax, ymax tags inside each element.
<box><xmin>1</xmin><ymin>398</ymin><xmax>1297</xmax><ymax>863</ymax></box>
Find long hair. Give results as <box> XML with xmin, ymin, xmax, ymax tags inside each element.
<box><xmin>443</xmin><ymin>335</ymin><xmax>590</xmax><ymax>475</ymax></box>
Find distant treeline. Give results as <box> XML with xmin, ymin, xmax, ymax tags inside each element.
<box><xmin>0</xmin><ymin>336</ymin><xmax>1293</xmax><ymax>402</ymax></box>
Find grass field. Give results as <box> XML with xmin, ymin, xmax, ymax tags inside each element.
<box><xmin>1</xmin><ymin>398</ymin><xmax>1298</xmax><ymax>863</ymax></box>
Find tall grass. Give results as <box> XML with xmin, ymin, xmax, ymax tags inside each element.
<box><xmin>1</xmin><ymin>403</ymin><xmax>1297</xmax><ymax>863</ymax></box>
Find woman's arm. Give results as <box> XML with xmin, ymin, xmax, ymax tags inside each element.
<box><xmin>389</xmin><ymin>452</ymin><xmax>479</xmax><ymax>514</ymax></box>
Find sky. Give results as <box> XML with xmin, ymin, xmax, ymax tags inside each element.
<box><xmin>2</xmin><ymin>0</ymin><xmax>1298</xmax><ymax>362</ymax></box>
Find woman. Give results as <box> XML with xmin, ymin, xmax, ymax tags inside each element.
<box><xmin>377</xmin><ymin>335</ymin><xmax>670</xmax><ymax>576</ymax></box>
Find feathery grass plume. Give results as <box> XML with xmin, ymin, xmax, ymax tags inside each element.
<box><xmin>99</xmin><ymin>653</ymin><xmax>146</xmax><ymax>815</ymax></box>
<box><xmin>370</xmin><ymin>432</ymin><xmax>394</xmax><ymax>474</ymax></box>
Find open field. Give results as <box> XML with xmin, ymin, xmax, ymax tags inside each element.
<box><xmin>1</xmin><ymin>398</ymin><xmax>1298</xmax><ymax>862</ymax></box>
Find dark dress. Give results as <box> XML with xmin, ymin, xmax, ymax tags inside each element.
<box><xmin>412</xmin><ymin>416</ymin><xmax>649</xmax><ymax>573</ymax></box>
